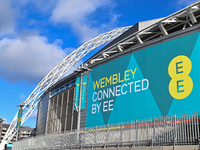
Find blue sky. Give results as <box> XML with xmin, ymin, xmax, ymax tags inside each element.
<box><xmin>0</xmin><ymin>0</ymin><xmax>198</xmax><ymax>128</ymax></box>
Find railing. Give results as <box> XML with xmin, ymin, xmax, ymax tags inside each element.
<box><xmin>13</xmin><ymin>112</ymin><xmax>200</xmax><ymax>150</ymax></box>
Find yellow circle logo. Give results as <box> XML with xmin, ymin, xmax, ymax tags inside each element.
<box><xmin>168</xmin><ymin>55</ymin><xmax>193</xmax><ymax>99</ymax></box>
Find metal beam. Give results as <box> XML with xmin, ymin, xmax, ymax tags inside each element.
<box><xmin>187</xmin><ymin>9</ymin><xmax>197</xmax><ymax>24</ymax></box>
<box><xmin>117</xmin><ymin>45</ymin><xmax>124</xmax><ymax>52</ymax></box>
<box><xmin>90</xmin><ymin>58</ymin><xmax>104</xmax><ymax>64</ymax></box>
<box><xmin>158</xmin><ymin>23</ymin><xmax>168</xmax><ymax>36</ymax></box>
<box><xmin>135</xmin><ymin>34</ymin><xmax>143</xmax><ymax>44</ymax></box>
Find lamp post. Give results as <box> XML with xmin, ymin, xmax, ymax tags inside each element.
<box><xmin>16</xmin><ymin>102</ymin><xmax>24</xmax><ymax>141</ymax></box>
<box><xmin>77</xmin><ymin>73</ymin><xmax>83</xmax><ymax>131</ymax></box>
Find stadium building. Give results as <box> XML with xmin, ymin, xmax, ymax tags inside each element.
<box><xmin>36</xmin><ymin>1</ymin><xmax>200</xmax><ymax>134</ymax></box>
<box><xmin>11</xmin><ymin>1</ymin><xmax>200</xmax><ymax>149</ymax></box>
<box><xmin>35</xmin><ymin>18</ymin><xmax>164</xmax><ymax>135</ymax></box>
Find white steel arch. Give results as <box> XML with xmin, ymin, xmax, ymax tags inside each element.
<box><xmin>0</xmin><ymin>26</ymin><xmax>131</xmax><ymax>149</ymax></box>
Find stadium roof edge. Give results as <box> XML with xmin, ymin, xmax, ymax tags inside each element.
<box><xmin>82</xmin><ymin>18</ymin><xmax>163</xmax><ymax>66</ymax></box>
<box><xmin>77</xmin><ymin>1</ymin><xmax>200</xmax><ymax>69</ymax></box>
<box><xmin>53</xmin><ymin>1</ymin><xmax>200</xmax><ymax>91</ymax></box>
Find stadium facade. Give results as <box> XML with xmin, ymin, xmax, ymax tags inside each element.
<box><xmin>36</xmin><ymin>18</ymin><xmax>165</xmax><ymax>135</ymax></box>
<box><xmin>36</xmin><ymin>1</ymin><xmax>200</xmax><ymax>136</ymax></box>
<box><xmin>10</xmin><ymin>2</ymin><xmax>200</xmax><ymax>150</ymax></box>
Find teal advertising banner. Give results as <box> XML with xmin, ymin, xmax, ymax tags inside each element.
<box><xmin>74</xmin><ymin>77</ymin><xmax>80</xmax><ymax>110</ymax></box>
<box><xmin>16</xmin><ymin>109</ymin><xmax>23</xmax><ymax>131</ymax></box>
<box><xmin>86</xmin><ymin>31</ymin><xmax>200</xmax><ymax>128</ymax></box>
<box><xmin>81</xmin><ymin>75</ymin><xmax>87</xmax><ymax>109</ymax></box>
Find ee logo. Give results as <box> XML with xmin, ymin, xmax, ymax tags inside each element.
<box><xmin>168</xmin><ymin>55</ymin><xmax>193</xmax><ymax>99</ymax></box>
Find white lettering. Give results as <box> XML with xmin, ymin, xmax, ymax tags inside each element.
<box><xmin>135</xmin><ymin>80</ymin><xmax>141</xmax><ymax>92</ymax></box>
<box><xmin>142</xmin><ymin>79</ymin><xmax>149</xmax><ymax>91</ymax></box>
<box><xmin>92</xmin><ymin>104</ymin><xmax>96</xmax><ymax>114</ymax></box>
<box><xmin>97</xmin><ymin>90</ymin><xmax>102</xmax><ymax>101</ymax></box>
<box><xmin>116</xmin><ymin>85</ymin><xmax>121</xmax><ymax>96</ymax></box>
<box><xmin>92</xmin><ymin>92</ymin><xmax>97</xmax><ymax>102</ymax></box>
<box><xmin>103</xmin><ymin>89</ymin><xmax>109</xmax><ymax>99</ymax></box>
<box><xmin>97</xmin><ymin>103</ymin><xmax>101</xmax><ymax>113</ymax></box>
<box><xmin>103</xmin><ymin>101</ymin><xmax>108</xmax><ymax>112</ymax></box>
<box><xmin>109</xmin><ymin>100</ymin><xmax>114</xmax><ymax>111</ymax></box>
<box><xmin>121</xmin><ymin>84</ymin><xmax>127</xmax><ymax>95</ymax></box>
<box><xmin>128</xmin><ymin>82</ymin><xmax>134</xmax><ymax>93</ymax></box>
<box><xmin>109</xmin><ymin>87</ymin><xmax>115</xmax><ymax>98</ymax></box>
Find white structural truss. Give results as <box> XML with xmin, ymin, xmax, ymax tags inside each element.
<box><xmin>0</xmin><ymin>26</ymin><xmax>131</xmax><ymax>150</ymax></box>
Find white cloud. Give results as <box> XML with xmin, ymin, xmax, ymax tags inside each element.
<box><xmin>24</xmin><ymin>0</ymin><xmax>57</xmax><ymax>14</ymax></box>
<box><xmin>0</xmin><ymin>0</ymin><xmax>119</xmax><ymax>84</ymax></box>
<box><xmin>51</xmin><ymin>0</ymin><xmax>117</xmax><ymax>43</ymax></box>
<box><xmin>176</xmin><ymin>0</ymin><xmax>198</xmax><ymax>7</ymax></box>
<box><xmin>0</xmin><ymin>34</ymin><xmax>67</xmax><ymax>83</ymax></box>
<box><xmin>0</xmin><ymin>0</ymin><xmax>15</xmax><ymax>36</ymax></box>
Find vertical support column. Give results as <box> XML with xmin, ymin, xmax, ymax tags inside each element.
<box><xmin>194</xmin><ymin>113</ymin><xmax>197</xmax><ymax>142</ymax></box>
<box><xmin>152</xmin><ymin>117</ymin><xmax>155</xmax><ymax>147</ymax></box>
<box><xmin>174</xmin><ymin>115</ymin><xmax>177</xmax><ymax>147</ymax></box>
<box><xmin>120</xmin><ymin>122</ymin><xmax>123</xmax><ymax>145</ymax></box>
<box><xmin>95</xmin><ymin>126</ymin><xmax>97</xmax><ymax>144</ymax></box>
<box><xmin>181</xmin><ymin>115</ymin><xmax>184</xmax><ymax>144</ymax></box>
<box><xmin>164</xmin><ymin>116</ymin><xmax>166</xmax><ymax>144</ymax></box>
<box><xmin>197</xmin><ymin>112</ymin><xmax>200</xmax><ymax>144</ymax></box>
<box><xmin>191</xmin><ymin>113</ymin><xmax>195</xmax><ymax>142</ymax></box>
<box><xmin>59</xmin><ymin>134</ymin><xmax>61</xmax><ymax>149</ymax></box>
<box><xmin>136</xmin><ymin>120</ymin><xmax>138</xmax><ymax>145</ymax></box>
<box><xmin>146</xmin><ymin>119</ymin><xmax>149</xmax><ymax>144</ymax></box>
<box><xmin>45</xmin><ymin>93</ymin><xmax>51</xmax><ymax>134</ymax></box>
<box><xmin>84</xmin><ymin>127</ymin><xmax>86</xmax><ymax>145</ymax></box>
<box><xmin>186</xmin><ymin>114</ymin><xmax>189</xmax><ymax>143</ymax></box>
<box><xmin>60</xmin><ymin>92</ymin><xmax>64</xmax><ymax>132</ymax></box>
<box><xmin>63</xmin><ymin>91</ymin><xmax>68</xmax><ymax>131</ymax></box>
<box><xmin>71</xmin><ymin>88</ymin><xmax>74</xmax><ymax>130</ymax></box>
<box><xmin>107</xmin><ymin>124</ymin><xmax>109</xmax><ymax>145</ymax></box>
<box><xmin>77</xmin><ymin>73</ymin><xmax>83</xmax><ymax>131</ymax></box>
<box><xmin>55</xmin><ymin>96</ymin><xmax>59</xmax><ymax>132</ymax></box>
